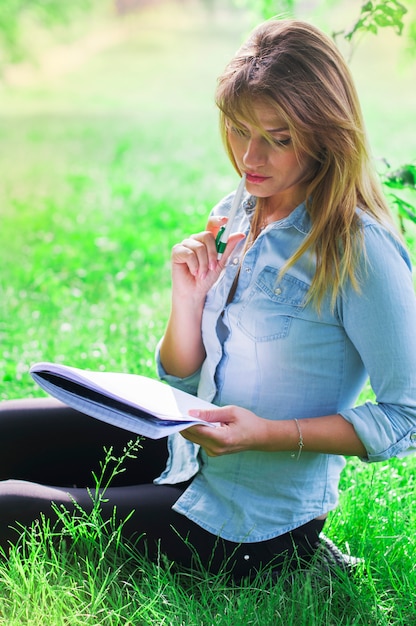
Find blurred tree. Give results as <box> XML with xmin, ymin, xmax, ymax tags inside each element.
<box><xmin>235</xmin><ymin>0</ymin><xmax>415</xmax><ymax>52</ymax></box>
<box><xmin>1</xmin><ymin>1</ymin><xmax>414</xmax><ymax>68</ymax></box>
<box><xmin>0</xmin><ymin>0</ymin><xmax>98</xmax><ymax>67</ymax></box>
<box><xmin>233</xmin><ymin>0</ymin><xmax>295</xmax><ymax>18</ymax></box>
<box><xmin>254</xmin><ymin>0</ymin><xmax>295</xmax><ymax>18</ymax></box>
<box><xmin>332</xmin><ymin>0</ymin><xmax>411</xmax><ymax>49</ymax></box>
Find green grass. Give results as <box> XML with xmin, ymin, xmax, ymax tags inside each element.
<box><xmin>0</xmin><ymin>446</ymin><xmax>414</xmax><ymax>625</ymax></box>
<box><xmin>1</xmin><ymin>1</ymin><xmax>416</xmax><ymax>624</ymax></box>
<box><xmin>0</xmin><ymin>2</ymin><xmax>244</xmax><ymax>390</ymax></box>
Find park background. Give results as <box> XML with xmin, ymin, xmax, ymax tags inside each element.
<box><xmin>0</xmin><ymin>0</ymin><xmax>416</xmax><ymax>624</ymax></box>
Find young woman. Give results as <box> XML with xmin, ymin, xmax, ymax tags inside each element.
<box><xmin>1</xmin><ymin>19</ymin><xmax>415</xmax><ymax>581</ymax></box>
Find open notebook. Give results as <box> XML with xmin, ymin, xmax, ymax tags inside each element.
<box><xmin>30</xmin><ymin>362</ymin><xmax>217</xmax><ymax>439</ymax></box>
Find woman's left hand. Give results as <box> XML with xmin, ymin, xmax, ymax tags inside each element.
<box><xmin>182</xmin><ymin>406</ymin><xmax>369</xmax><ymax>458</ymax></box>
<box><xmin>181</xmin><ymin>406</ymin><xmax>271</xmax><ymax>456</ymax></box>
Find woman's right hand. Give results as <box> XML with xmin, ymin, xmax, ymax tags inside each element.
<box><xmin>171</xmin><ymin>215</ymin><xmax>245</xmax><ymax>301</ymax></box>
<box><xmin>159</xmin><ymin>216</ymin><xmax>245</xmax><ymax>378</ymax></box>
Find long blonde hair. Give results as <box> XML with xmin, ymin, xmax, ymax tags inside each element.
<box><xmin>215</xmin><ymin>19</ymin><xmax>395</xmax><ymax>309</ymax></box>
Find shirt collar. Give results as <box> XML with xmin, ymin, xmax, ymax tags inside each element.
<box><xmin>243</xmin><ymin>195</ymin><xmax>311</xmax><ymax>235</ymax></box>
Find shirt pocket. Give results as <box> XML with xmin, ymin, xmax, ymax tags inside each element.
<box><xmin>237</xmin><ymin>266</ymin><xmax>309</xmax><ymax>341</ymax></box>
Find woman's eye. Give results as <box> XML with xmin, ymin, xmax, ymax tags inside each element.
<box><xmin>272</xmin><ymin>137</ymin><xmax>292</xmax><ymax>147</ymax></box>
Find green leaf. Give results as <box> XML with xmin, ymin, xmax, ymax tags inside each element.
<box><xmin>344</xmin><ymin>0</ymin><xmax>408</xmax><ymax>42</ymax></box>
<box><xmin>384</xmin><ymin>164</ymin><xmax>416</xmax><ymax>190</ymax></box>
<box><xmin>391</xmin><ymin>195</ymin><xmax>416</xmax><ymax>224</ymax></box>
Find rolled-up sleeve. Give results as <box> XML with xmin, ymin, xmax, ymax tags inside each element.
<box><xmin>339</xmin><ymin>223</ymin><xmax>416</xmax><ymax>461</ymax></box>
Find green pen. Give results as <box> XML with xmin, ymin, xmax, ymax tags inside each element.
<box><xmin>216</xmin><ymin>173</ymin><xmax>247</xmax><ymax>260</ymax></box>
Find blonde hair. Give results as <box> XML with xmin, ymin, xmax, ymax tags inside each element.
<box><xmin>215</xmin><ymin>19</ymin><xmax>395</xmax><ymax>309</ymax></box>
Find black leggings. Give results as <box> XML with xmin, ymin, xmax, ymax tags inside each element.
<box><xmin>0</xmin><ymin>398</ymin><xmax>325</xmax><ymax>580</ymax></box>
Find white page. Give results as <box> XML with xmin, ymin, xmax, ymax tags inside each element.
<box><xmin>30</xmin><ymin>362</ymin><xmax>217</xmax><ymax>437</ymax></box>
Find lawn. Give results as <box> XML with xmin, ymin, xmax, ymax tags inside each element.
<box><xmin>0</xmin><ymin>1</ymin><xmax>415</xmax><ymax>624</ymax></box>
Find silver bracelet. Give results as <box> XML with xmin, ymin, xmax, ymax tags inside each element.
<box><xmin>291</xmin><ymin>418</ymin><xmax>304</xmax><ymax>461</ymax></box>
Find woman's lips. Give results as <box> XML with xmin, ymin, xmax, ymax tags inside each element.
<box><xmin>246</xmin><ymin>172</ymin><xmax>271</xmax><ymax>184</ymax></box>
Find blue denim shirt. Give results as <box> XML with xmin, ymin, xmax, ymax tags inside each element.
<box><xmin>155</xmin><ymin>194</ymin><xmax>416</xmax><ymax>543</ymax></box>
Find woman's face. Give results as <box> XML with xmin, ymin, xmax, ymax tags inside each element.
<box><xmin>227</xmin><ymin>101</ymin><xmax>315</xmax><ymax>213</ymax></box>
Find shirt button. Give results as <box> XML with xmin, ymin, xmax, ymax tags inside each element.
<box><xmin>232</xmin><ymin>257</ymin><xmax>239</xmax><ymax>265</ymax></box>
<box><xmin>274</xmin><ymin>287</ymin><xmax>282</xmax><ymax>295</ymax></box>
<box><xmin>411</xmin><ymin>432</ymin><xmax>416</xmax><ymax>442</ymax></box>
<box><xmin>245</xmin><ymin>267</ymin><xmax>251</xmax><ymax>273</ymax></box>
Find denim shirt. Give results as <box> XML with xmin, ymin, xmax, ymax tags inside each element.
<box><xmin>155</xmin><ymin>193</ymin><xmax>416</xmax><ymax>543</ymax></box>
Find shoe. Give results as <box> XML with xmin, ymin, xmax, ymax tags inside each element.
<box><xmin>315</xmin><ymin>533</ymin><xmax>364</xmax><ymax>572</ymax></box>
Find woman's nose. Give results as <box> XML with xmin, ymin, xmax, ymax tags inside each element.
<box><xmin>242</xmin><ymin>138</ymin><xmax>267</xmax><ymax>168</ymax></box>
